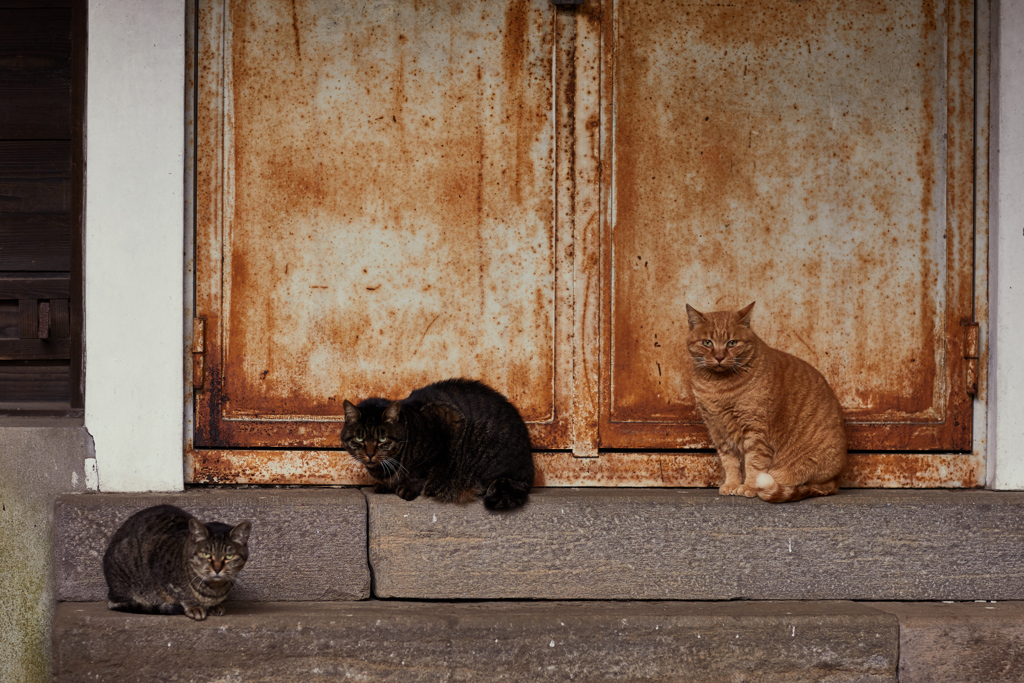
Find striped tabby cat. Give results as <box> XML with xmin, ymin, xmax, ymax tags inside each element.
<box><xmin>103</xmin><ymin>505</ymin><xmax>251</xmax><ymax>620</ymax></box>
<box><xmin>686</xmin><ymin>302</ymin><xmax>847</xmax><ymax>502</ymax></box>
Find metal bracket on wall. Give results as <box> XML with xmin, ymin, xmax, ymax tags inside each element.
<box><xmin>962</xmin><ymin>322</ymin><xmax>980</xmax><ymax>396</ymax></box>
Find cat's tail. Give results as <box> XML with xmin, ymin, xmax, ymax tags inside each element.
<box><xmin>754</xmin><ymin>472</ymin><xmax>839</xmax><ymax>503</ymax></box>
<box><xmin>483</xmin><ymin>478</ymin><xmax>531</xmax><ymax>511</ymax></box>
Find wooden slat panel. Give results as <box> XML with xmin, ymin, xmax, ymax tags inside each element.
<box><xmin>0</xmin><ymin>337</ymin><xmax>70</xmax><ymax>359</ymax></box>
<box><xmin>0</xmin><ymin>360</ymin><xmax>68</xmax><ymax>402</ymax></box>
<box><xmin>0</xmin><ymin>141</ymin><xmax>71</xmax><ymax>213</ymax></box>
<box><xmin>0</xmin><ymin>142</ymin><xmax>70</xmax><ymax>176</ymax></box>
<box><xmin>69</xmin><ymin>0</ymin><xmax>83</xmax><ymax>410</ymax></box>
<box><xmin>0</xmin><ymin>3</ymin><xmax>71</xmax><ymax>9</ymax></box>
<box><xmin>0</xmin><ymin>71</ymin><xmax>71</xmax><ymax>139</ymax></box>
<box><xmin>0</xmin><ymin>300</ymin><xmax>17</xmax><ymax>337</ymax></box>
<box><xmin>18</xmin><ymin>298</ymin><xmax>37</xmax><ymax>338</ymax></box>
<box><xmin>0</xmin><ymin>8</ymin><xmax>71</xmax><ymax>69</ymax></box>
<box><xmin>0</xmin><ymin>275</ymin><xmax>70</xmax><ymax>298</ymax></box>
<box><xmin>0</xmin><ymin>213</ymin><xmax>70</xmax><ymax>270</ymax></box>
<box><xmin>49</xmin><ymin>297</ymin><xmax>68</xmax><ymax>338</ymax></box>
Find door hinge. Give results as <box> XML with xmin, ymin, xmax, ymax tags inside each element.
<box><xmin>962</xmin><ymin>322</ymin><xmax>979</xmax><ymax>396</ymax></box>
<box><xmin>192</xmin><ymin>317</ymin><xmax>206</xmax><ymax>390</ymax></box>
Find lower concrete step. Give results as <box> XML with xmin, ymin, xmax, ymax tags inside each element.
<box><xmin>53</xmin><ymin>600</ymin><xmax>899</xmax><ymax>683</ymax></box>
<box><xmin>868</xmin><ymin>601</ymin><xmax>1024</xmax><ymax>683</ymax></box>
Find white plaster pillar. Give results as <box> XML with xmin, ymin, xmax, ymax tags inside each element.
<box><xmin>85</xmin><ymin>0</ymin><xmax>185</xmax><ymax>491</ymax></box>
<box><xmin>989</xmin><ymin>0</ymin><xmax>1024</xmax><ymax>489</ymax></box>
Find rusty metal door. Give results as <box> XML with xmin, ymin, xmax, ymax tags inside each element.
<box><xmin>191</xmin><ymin>0</ymin><xmax>575</xmax><ymax>482</ymax></box>
<box><xmin>594</xmin><ymin>0</ymin><xmax>983</xmax><ymax>486</ymax></box>
<box><xmin>189</xmin><ymin>0</ymin><xmax>984</xmax><ymax>487</ymax></box>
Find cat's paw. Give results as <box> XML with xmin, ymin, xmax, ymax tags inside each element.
<box><xmin>734</xmin><ymin>484</ymin><xmax>758</xmax><ymax>498</ymax></box>
<box><xmin>719</xmin><ymin>483</ymin><xmax>740</xmax><ymax>495</ymax></box>
<box><xmin>371</xmin><ymin>483</ymin><xmax>393</xmax><ymax>495</ymax></box>
<box><xmin>184</xmin><ymin>606</ymin><xmax>208</xmax><ymax>621</ymax></box>
<box><xmin>395</xmin><ymin>485</ymin><xmax>420</xmax><ymax>501</ymax></box>
<box><xmin>207</xmin><ymin>604</ymin><xmax>226</xmax><ymax>617</ymax></box>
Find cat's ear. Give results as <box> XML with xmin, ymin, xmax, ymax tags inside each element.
<box><xmin>229</xmin><ymin>520</ymin><xmax>251</xmax><ymax>546</ymax></box>
<box><xmin>685</xmin><ymin>304</ymin><xmax>706</xmax><ymax>330</ymax></box>
<box><xmin>737</xmin><ymin>301</ymin><xmax>756</xmax><ymax>327</ymax></box>
<box><xmin>384</xmin><ymin>400</ymin><xmax>402</xmax><ymax>424</ymax></box>
<box><xmin>188</xmin><ymin>518</ymin><xmax>209</xmax><ymax>543</ymax></box>
<box><xmin>343</xmin><ymin>400</ymin><xmax>360</xmax><ymax>424</ymax></box>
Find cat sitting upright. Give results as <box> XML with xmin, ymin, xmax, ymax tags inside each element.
<box><xmin>103</xmin><ymin>505</ymin><xmax>251</xmax><ymax>619</ymax></box>
<box><xmin>342</xmin><ymin>378</ymin><xmax>534</xmax><ymax>510</ymax></box>
<box><xmin>685</xmin><ymin>302</ymin><xmax>847</xmax><ymax>503</ymax></box>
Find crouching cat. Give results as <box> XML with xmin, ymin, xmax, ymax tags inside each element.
<box><xmin>342</xmin><ymin>378</ymin><xmax>534</xmax><ymax>510</ymax></box>
<box><xmin>685</xmin><ymin>302</ymin><xmax>847</xmax><ymax>503</ymax></box>
<box><xmin>103</xmin><ymin>505</ymin><xmax>251</xmax><ymax>619</ymax></box>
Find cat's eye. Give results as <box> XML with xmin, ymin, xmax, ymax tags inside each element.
<box><xmin>352</xmin><ymin>437</ymin><xmax>364</xmax><ymax>443</ymax></box>
<box><xmin>199</xmin><ymin>551</ymin><xmax>211</xmax><ymax>558</ymax></box>
<box><xmin>225</xmin><ymin>553</ymin><xmax>236</xmax><ymax>560</ymax></box>
<box><xmin>727</xmin><ymin>340</ymin><xmax>738</xmax><ymax>347</ymax></box>
<box><xmin>702</xmin><ymin>340</ymin><xmax>713</xmax><ymax>347</ymax></box>
<box><xmin>378</xmin><ymin>437</ymin><xmax>389</xmax><ymax>444</ymax></box>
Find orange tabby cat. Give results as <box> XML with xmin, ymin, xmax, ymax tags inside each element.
<box><xmin>685</xmin><ymin>302</ymin><xmax>847</xmax><ymax>503</ymax></box>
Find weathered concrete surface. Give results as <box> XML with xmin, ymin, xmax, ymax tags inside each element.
<box><xmin>868</xmin><ymin>601</ymin><xmax>1024</xmax><ymax>682</ymax></box>
<box><xmin>55</xmin><ymin>488</ymin><xmax>370</xmax><ymax>602</ymax></box>
<box><xmin>0</xmin><ymin>421</ymin><xmax>92</xmax><ymax>683</ymax></box>
<box><xmin>369</xmin><ymin>488</ymin><xmax>1024</xmax><ymax>600</ymax></box>
<box><xmin>53</xmin><ymin>600</ymin><xmax>898</xmax><ymax>683</ymax></box>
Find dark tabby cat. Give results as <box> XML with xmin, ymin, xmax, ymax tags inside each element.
<box><xmin>342</xmin><ymin>378</ymin><xmax>534</xmax><ymax>510</ymax></box>
<box><xmin>103</xmin><ymin>505</ymin><xmax>251</xmax><ymax>620</ymax></box>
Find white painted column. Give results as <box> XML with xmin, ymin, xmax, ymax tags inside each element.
<box><xmin>85</xmin><ymin>0</ymin><xmax>185</xmax><ymax>491</ymax></box>
<box><xmin>989</xmin><ymin>0</ymin><xmax>1024</xmax><ymax>489</ymax></box>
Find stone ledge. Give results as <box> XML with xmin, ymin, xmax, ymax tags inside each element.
<box><xmin>54</xmin><ymin>489</ymin><xmax>370</xmax><ymax>602</ymax></box>
<box><xmin>369</xmin><ymin>488</ymin><xmax>1024</xmax><ymax>600</ymax></box>
<box><xmin>52</xmin><ymin>600</ymin><xmax>898</xmax><ymax>683</ymax></box>
<box><xmin>867</xmin><ymin>601</ymin><xmax>1024</xmax><ymax>683</ymax></box>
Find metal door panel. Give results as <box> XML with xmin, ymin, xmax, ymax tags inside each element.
<box><xmin>600</xmin><ymin>0</ymin><xmax>976</xmax><ymax>452</ymax></box>
<box><xmin>195</xmin><ymin>0</ymin><xmax>571</xmax><ymax>449</ymax></box>
<box><xmin>190</xmin><ymin>0</ymin><xmax>984</xmax><ymax>487</ymax></box>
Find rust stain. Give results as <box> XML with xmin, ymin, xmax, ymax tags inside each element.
<box><xmin>186</xmin><ymin>449</ymin><xmax>983</xmax><ymax>489</ymax></box>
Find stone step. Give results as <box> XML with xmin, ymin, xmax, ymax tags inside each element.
<box><xmin>369</xmin><ymin>488</ymin><xmax>1024</xmax><ymax>600</ymax></box>
<box><xmin>868</xmin><ymin>601</ymin><xmax>1024</xmax><ymax>683</ymax></box>
<box><xmin>56</xmin><ymin>488</ymin><xmax>1024</xmax><ymax>602</ymax></box>
<box><xmin>52</xmin><ymin>600</ymin><xmax>900</xmax><ymax>683</ymax></box>
<box><xmin>55</xmin><ymin>489</ymin><xmax>370</xmax><ymax>602</ymax></box>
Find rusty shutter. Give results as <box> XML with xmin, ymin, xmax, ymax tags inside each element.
<box><xmin>190</xmin><ymin>0</ymin><xmax>983</xmax><ymax>488</ymax></box>
<box><xmin>193</xmin><ymin>0</ymin><xmax>573</xmax><ymax>479</ymax></box>
<box><xmin>593</xmin><ymin>0</ymin><xmax>981</xmax><ymax>487</ymax></box>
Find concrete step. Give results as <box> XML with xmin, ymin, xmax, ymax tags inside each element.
<box><xmin>52</xmin><ymin>600</ymin><xmax>900</xmax><ymax>683</ymax></box>
<box><xmin>368</xmin><ymin>488</ymin><xmax>1024</xmax><ymax>600</ymax></box>
<box><xmin>868</xmin><ymin>601</ymin><xmax>1024</xmax><ymax>682</ymax></box>
<box><xmin>55</xmin><ymin>488</ymin><xmax>370</xmax><ymax>602</ymax></box>
<box><xmin>57</xmin><ymin>488</ymin><xmax>1024</xmax><ymax>602</ymax></box>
